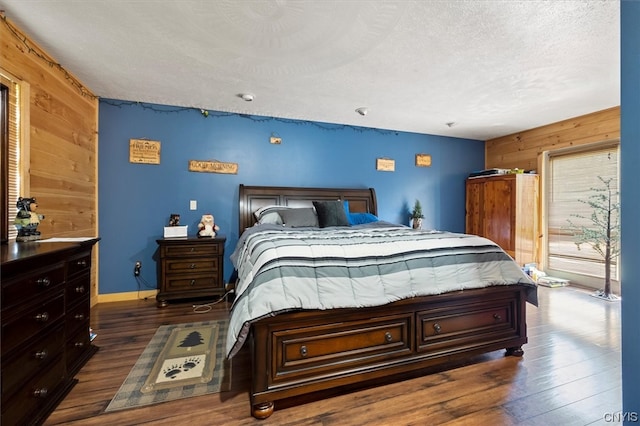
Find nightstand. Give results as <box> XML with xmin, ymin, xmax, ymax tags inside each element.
<box><xmin>156</xmin><ymin>236</ymin><xmax>226</xmax><ymax>307</ymax></box>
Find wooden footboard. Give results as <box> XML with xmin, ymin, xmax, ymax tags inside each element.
<box><xmin>249</xmin><ymin>285</ymin><xmax>528</xmax><ymax>419</ymax></box>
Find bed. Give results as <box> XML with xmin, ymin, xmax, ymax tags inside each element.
<box><xmin>229</xmin><ymin>184</ymin><xmax>537</xmax><ymax>419</ymax></box>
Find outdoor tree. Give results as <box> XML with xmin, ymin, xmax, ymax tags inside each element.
<box><xmin>565</xmin><ymin>176</ymin><xmax>620</xmax><ymax>300</ymax></box>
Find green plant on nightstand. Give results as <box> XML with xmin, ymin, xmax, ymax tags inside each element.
<box><xmin>411</xmin><ymin>199</ymin><xmax>424</xmax><ymax>229</ymax></box>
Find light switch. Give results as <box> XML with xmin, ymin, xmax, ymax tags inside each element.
<box><xmin>190</xmin><ymin>200</ymin><xmax>197</xmax><ymax>210</ymax></box>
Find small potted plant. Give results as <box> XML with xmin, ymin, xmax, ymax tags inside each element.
<box><xmin>411</xmin><ymin>199</ymin><xmax>424</xmax><ymax>229</ymax></box>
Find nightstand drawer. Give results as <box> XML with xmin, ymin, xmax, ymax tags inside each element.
<box><xmin>165</xmin><ymin>275</ymin><xmax>219</xmax><ymax>291</ymax></box>
<box><xmin>164</xmin><ymin>258</ymin><xmax>218</xmax><ymax>273</ymax></box>
<box><xmin>163</xmin><ymin>243</ymin><xmax>220</xmax><ymax>257</ymax></box>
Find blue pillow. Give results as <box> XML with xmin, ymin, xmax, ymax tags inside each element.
<box><xmin>348</xmin><ymin>212</ymin><xmax>379</xmax><ymax>225</ymax></box>
<box><xmin>343</xmin><ymin>200</ymin><xmax>379</xmax><ymax>225</ymax></box>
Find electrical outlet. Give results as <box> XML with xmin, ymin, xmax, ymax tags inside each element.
<box><xmin>134</xmin><ymin>261</ymin><xmax>142</xmax><ymax>277</ymax></box>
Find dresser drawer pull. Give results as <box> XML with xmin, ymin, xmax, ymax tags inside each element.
<box><xmin>75</xmin><ymin>342</ymin><xmax>85</xmax><ymax>348</ymax></box>
<box><xmin>433</xmin><ymin>323</ymin><xmax>442</xmax><ymax>334</ymax></box>
<box><xmin>76</xmin><ymin>259</ymin><xmax>88</xmax><ymax>267</ymax></box>
<box><xmin>384</xmin><ymin>332</ymin><xmax>393</xmax><ymax>342</ymax></box>
<box><xmin>75</xmin><ymin>285</ymin><xmax>86</xmax><ymax>294</ymax></box>
<box><xmin>189</xmin><ymin>263</ymin><xmax>196</xmax><ymax>269</ymax></box>
<box><xmin>75</xmin><ymin>313</ymin><xmax>85</xmax><ymax>320</ymax></box>
<box><xmin>493</xmin><ymin>313</ymin><xmax>502</xmax><ymax>321</ymax></box>
<box><xmin>35</xmin><ymin>312</ymin><xmax>50</xmax><ymax>322</ymax></box>
<box><xmin>34</xmin><ymin>350</ymin><xmax>48</xmax><ymax>360</ymax></box>
<box><xmin>33</xmin><ymin>388</ymin><xmax>48</xmax><ymax>399</ymax></box>
<box><xmin>190</xmin><ymin>247</ymin><xmax>195</xmax><ymax>252</ymax></box>
<box><xmin>37</xmin><ymin>277</ymin><xmax>51</xmax><ymax>287</ymax></box>
<box><xmin>300</xmin><ymin>345</ymin><xmax>308</xmax><ymax>357</ymax></box>
<box><xmin>190</xmin><ymin>279</ymin><xmax>196</xmax><ymax>286</ymax></box>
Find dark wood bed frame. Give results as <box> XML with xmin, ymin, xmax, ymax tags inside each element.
<box><xmin>237</xmin><ymin>184</ymin><xmax>529</xmax><ymax>419</ymax></box>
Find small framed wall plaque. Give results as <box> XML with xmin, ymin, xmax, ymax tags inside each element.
<box><xmin>188</xmin><ymin>159</ymin><xmax>238</xmax><ymax>174</ymax></box>
<box><xmin>376</xmin><ymin>158</ymin><xmax>395</xmax><ymax>172</ymax></box>
<box><xmin>415</xmin><ymin>154</ymin><xmax>432</xmax><ymax>167</ymax></box>
<box><xmin>129</xmin><ymin>139</ymin><xmax>161</xmax><ymax>164</ymax></box>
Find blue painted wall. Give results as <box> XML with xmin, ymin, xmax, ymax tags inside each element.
<box><xmin>621</xmin><ymin>0</ymin><xmax>640</xmax><ymax>419</ymax></box>
<box><xmin>98</xmin><ymin>100</ymin><xmax>484</xmax><ymax>295</ymax></box>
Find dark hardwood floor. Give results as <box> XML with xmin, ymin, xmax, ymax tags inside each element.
<box><xmin>44</xmin><ymin>285</ymin><xmax>621</xmax><ymax>425</ymax></box>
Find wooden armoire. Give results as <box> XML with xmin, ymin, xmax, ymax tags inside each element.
<box><xmin>465</xmin><ymin>173</ymin><xmax>539</xmax><ymax>265</ymax></box>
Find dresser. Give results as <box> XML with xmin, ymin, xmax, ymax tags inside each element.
<box><xmin>465</xmin><ymin>173</ymin><xmax>539</xmax><ymax>265</ymax></box>
<box><xmin>156</xmin><ymin>237</ymin><xmax>226</xmax><ymax>307</ymax></box>
<box><xmin>1</xmin><ymin>238</ymin><xmax>99</xmax><ymax>426</ymax></box>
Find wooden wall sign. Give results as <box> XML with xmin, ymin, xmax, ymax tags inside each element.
<box><xmin>129</xmin><ymin>139</ymin><xmax>161</xmax><ymax>164</ymax></box>
<box><xmin>415</xmin><ymin>154</ymin><xmax>432</xmax><ymax>167</ymax></box>
<box><xmin>376</xmin><ymin>158</ymin><xmax>395</xmax><ymax>172</ymax></box>
<box><xmin>188</xmin><ymin>160</ymin><xmax>238</xmax><ymax>174</ymax></box>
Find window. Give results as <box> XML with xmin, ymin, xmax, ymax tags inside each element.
<box><xmin>544</xmin><ymin>142</ymin><xmax>620</xmax><ymax>286</ymax></box>
<box><xmin>1</xmin><ymin>70</ymin><xmax>23</xmax><ymax>243</ymax></box>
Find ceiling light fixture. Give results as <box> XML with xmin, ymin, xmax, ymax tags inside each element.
<box><xmin>356</xmin><ymin>107</ymin><xmax>368</xmax><ymax>116</ymax></box>
<box><xmin>239</xmin><ymin>93</ymin><xmax>254</xmax><ymax>102</ymax></box>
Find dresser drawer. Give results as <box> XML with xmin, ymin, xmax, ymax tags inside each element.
<box><xmin>417</xmin><ymin>298</ymin><xmax>517</xmax><ymax>353</ymax></box>
<box><xmin>163</xmin><ymin>243</ymin><xmax>220</xmax><ymax>257</ymax></box>
<box><xmin>1</xmin><ymin>264</ymin><xmax>65</xmax><ymax>310</ymax></box>
<box><xmin>270</xmin><ymin>313</ymin><xmax>413</xmax><ymax>383</ymax></box>
<box><xmin>66</xmin><ymin>298</ymin><xmax>90</xmax><ymax>336</ymax></box>
<box><xmin>66</xmin><ymin>325</ymin><xmax>91</xmax><ymax>373</ymax></box>
<box><xmin>66</xmin><ymin>275</ymin><xmax>90</xmax><ymax>307</ymax></box>
<box><xmin>164</xmin><ymin>257</ymin><xmax>218</xmax><ymax>274</ymax></box>
<box><xmin>1</xmin><ymin>324</ymin><xmax>65</xmax><ymax>402</ymax></box>
<box><xmin>67</xmin><ymin>252</ymin><xmax>92</xmax><ymax>278</ymax></box>
<box><xmin>1</xmin><ymin>355</ymin><xmax>67</xmax><ymax>426</ymax></box>
<box><xmin>1</xmin><ymin>292</ymin><xmax>65</xmax><ymax>354</ymax></box>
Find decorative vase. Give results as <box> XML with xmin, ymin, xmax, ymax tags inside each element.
<box><xmin>412</xmin><ymin>218</ymin><xmax>423</xmax><ymax>229</ymax></box>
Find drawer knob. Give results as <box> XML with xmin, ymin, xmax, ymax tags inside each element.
<box><xmin>189</xmin><ymin>263</ymin><xmax>196</xmax><ymax>269</ymax></box>
<box><xmin>33</xmin><ymin>388</ymin><xmax>48</xmax><ymax>398</ymax></box>
<box><xmin>190</xmin><ymin>247</ymin><xmax>195</xmax><ymax>252</ymax></box>
<box><xmin>76</xmin><ymin>260</ymin><xmax>87</xmax><ymax>267</ymax></box>
<box><xmin>300</xmin><ymin>345</ymin><xmax>308</xmax><ymax>357</ymax></box>
<box><xmin>34</xmin><ymin>350</ymin><xmax>48</xmax><ymax>360</ymax></box>
<box><xmin>384</xmin><ymin>332</ymin><xmax>393</xmax><ymax>342</ymax></box>
<box><xmin>190</xmin><ymin>279</ymin><xmax>196</xmax><ymax>286</ymax></box>
<box><xmin>37</xmin><ymin>277</ymin><xmax>51</xmax><ymax>287</ymax></box>
<box><xmin>493</xmin><ymin>313</ymin><xmax>502</xmax><ymax>321</ymax></box>
<box><xmin>75</xmin><ymin>342</ymin><xmax>85</xmax><ymax>348</ymax></box>
<box><xmin>433</xmin><ymin>323</ymin><xmax>442</xmax><ymax>334</ymax></box>
<box><xmin>75</xmin><ymin>313</ymin><xmax>85</xmax><ymax>320</ymax></box>
<box><xmin>35</xmin><ymin>312</ymin><xmax>50</xmax><ymax>322</ymax></box>
<box><xmin>75</xmin><ymin>285</ymin><xmax>86</xmax><ymax>294</ymax></box>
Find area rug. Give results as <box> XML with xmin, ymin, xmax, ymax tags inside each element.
<box><xmin>105</xmin><ymin>320</ymin><xmax>231</xmax><ymax>412</ymax></box>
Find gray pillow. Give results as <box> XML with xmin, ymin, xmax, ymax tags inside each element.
<box><xmin>313</xmin><ymin>200</ymin><xmax>349</xmax><ymax>227</ymax></box>
<box><xmin>279</xmin><ymin>208</ymin><xmax>319</xmax><ymax>227</ymax></box>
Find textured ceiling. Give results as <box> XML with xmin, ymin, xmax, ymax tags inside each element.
<box><xmin>1</xmin><ymin>0</ymin><xmax>619</xmax><ymax>140</ymax></box>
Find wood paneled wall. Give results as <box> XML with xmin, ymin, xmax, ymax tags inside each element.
<box><xmin>485</xmin><ymin>106</ymin><xmax>620</xmax><ymax>171</ymax></box>
<box><xmin>1</xmin><ymin>16</ymin><xmax>99</xmax><ymax>299</ymax></box>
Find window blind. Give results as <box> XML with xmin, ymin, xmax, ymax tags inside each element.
<box><xmin>547</xmin><ymin>145</ymin><xmax>619</xmax><ymax>278</ymax></box>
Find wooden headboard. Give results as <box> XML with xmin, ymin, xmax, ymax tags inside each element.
<box><xmin>238</xmin><ymin>184</ymin><xmax>377</xmax><ymax>234</ymax></box>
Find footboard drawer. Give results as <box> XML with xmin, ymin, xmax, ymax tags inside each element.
<box><xmin>270</xmin><ymin>313</ymin><xmax>413</xmax><ymax>383</ymax></box>
<box><xmin>417</xmin><ymin>296</ymin><xmax>519</xmax><ymax>353</ymax></box>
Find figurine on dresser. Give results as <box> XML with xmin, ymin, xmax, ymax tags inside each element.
<box><xmin>14</xmin><ymin>196</ymin><xmax>45</xmax><ymax>241</ymax></box>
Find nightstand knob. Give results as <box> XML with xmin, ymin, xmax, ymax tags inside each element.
<box><xmin>493</xmin><ymin>313</ymin><xmax>502</xmax><ymax>321</ymax></box>
<box><xmin>190</xmin><ymin>279</ymin><xmax>196</xmax><ymax>286</ymax></box>
<box><xmin>189</xmin><ymin>263</ymin><xmax>196</xmax><ymax>269</ymax></box>
<box><xmin>300</xmin><ymin>345</ymin><xmax>308</xmax><ymax>357</ymax></box>
<box><xmin>37</xmin><ymin>277</ymin><xmax>51</xmax><ymax>287</ymax></box>
<box><xmin>34</xmin><ymin>350</ymin><xmax>48</xmax><ymax>360</ymax></box>
<box><xmin>35</xmin><ymin>312</ymin><xmax>49</xmax><ymax>322</ymax></box>
<box><xmin>385</xmin><ymin>332</ymin><xmax>393</xmax><ymax>342</ymax></box>
<box><xmin>433</xmin><ymin>323</ymin><xmax>442</xmax><ymax>334</ymax></box>
<box><xmin>33</xmin><ymin>388</ymin><xmax>48</xmax><ymax>398</ymax></box>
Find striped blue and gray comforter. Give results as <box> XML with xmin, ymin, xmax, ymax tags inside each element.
<box><xmin>226</xmin><ymin>222</ymin><xmax>537</xmax><ymax>357</ymax></box>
